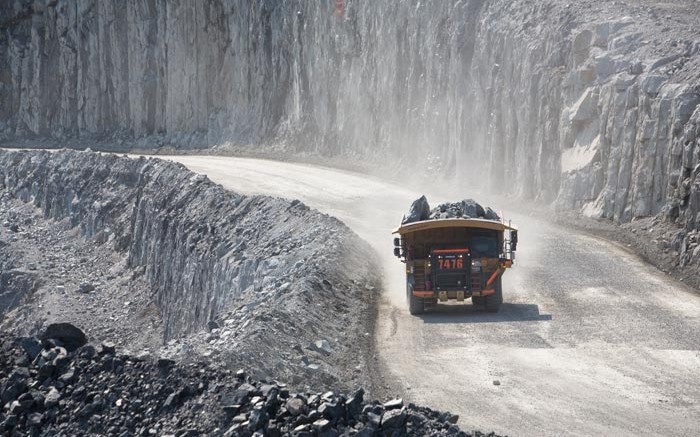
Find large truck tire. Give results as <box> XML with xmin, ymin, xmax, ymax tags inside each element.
<box><xmin>484</xmin><ymin>277</ymin><xmax>503</xmax><ymax>313</ymax></box>
<box><xmin>472</xmin><ymin>277</ymin><xmax>503</xmax><ymax>312</ymax></box>
<box><xmin>407</xmin><ymin>284</ymin><xmax>425</xmax><ymax>315</ymax></box>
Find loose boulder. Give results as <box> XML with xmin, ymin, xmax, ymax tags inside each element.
<box><xmin>402</xmin><ymin>195</ymin><xmax>431</xmax><ymax>224</ymax></box>
<box><xmin>40</xmin><ymin>323</ymin><xmax>87</xmax><ymax>351</ymax></box>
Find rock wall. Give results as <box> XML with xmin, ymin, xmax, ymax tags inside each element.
<box><xmin>466</xmin><ymin>1</ymin><xmax>700</xmax><ymax>269</ymax></box>
<box><xmin>1</xmin><ymin>0</ymin><xmax>699</xmax><ymax>264</ymax></box>
<box><xmin>677</xmin><ymin>109</ymin><xmax>700</xmax><ymax>268</ymax></box>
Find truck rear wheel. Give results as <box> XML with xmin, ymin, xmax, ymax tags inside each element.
<box><xmin>484</xmin><ymin>277</ymin><xmax>503</xmax><ymax>313</ymax></box>
<box><xmin>407</xmin><ymin>284</ymin><xmax>425</xmax><ymax>315</ymax></box>
<box><xmin>472</xmin><ymin>277</ymin><xmax>503</xmax><ymax>312</ymax></box>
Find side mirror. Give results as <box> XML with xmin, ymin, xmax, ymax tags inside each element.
<box><xmin>393</xmin><ymin>247</ymin><xmax>401</xmax><ymax>258</ymax></box>
<box><xmin>511</xmin><ymin>231</ymin><xmax>518</xmax><ymax>251</ymax></box>
<box><xmin>393</xmin><ymin>237</ymin><xmax>401</xmax><ymax>247</ymax></box>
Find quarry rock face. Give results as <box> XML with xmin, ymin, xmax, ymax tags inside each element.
<box><xmin>0</xmin><ymin>0</ymin><xmax>699</xmax><ymax>266</ymax></box>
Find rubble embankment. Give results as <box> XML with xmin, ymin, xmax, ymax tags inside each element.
<box><xmin>0</xmin><ymin>149</ymin><xmax>380</xmax><ymax>392</ymax></box>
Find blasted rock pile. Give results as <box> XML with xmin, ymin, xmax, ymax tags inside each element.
<box><xmin>0</xmin><ymin>326</ymin><xmax>501</xmax><ymax>437</ymax></box>
<box><xmin>402</xmin><ymin>196</ymin><xmax>500</xmax><ymax>225</ymax></box>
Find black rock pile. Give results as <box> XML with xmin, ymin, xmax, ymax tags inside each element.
<box><xmin>1</xmin><ymin>324</ymin><xmax>502</xmax><ymax>437</ymax></box>
<box><xmin>402</xmin><ymin>197</ymin><xmax>500</xmax><ymax>225</ymax></box>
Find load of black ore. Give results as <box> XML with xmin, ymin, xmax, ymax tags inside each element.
<box><xmin>402</xmin><ymin>196</ymin><xmax>500</xmax><ymax>224</ymax></box>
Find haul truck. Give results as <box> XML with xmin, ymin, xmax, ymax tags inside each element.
<box><xmin>393</xmin><ymin>218</ymin><xmax>518</xmax><ymax>315</ymax></box>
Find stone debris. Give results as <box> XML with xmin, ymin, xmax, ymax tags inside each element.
<box><xmin>383</xmin><ymin>398</ymin><xmax>404</xmax><ymax>410</ymax></box>
<box><xmin>0</xmin><ymin>334</ymin><xmax>502</xmax><ymax>437</ymax></box>
<box><xmin>40</xmin><ymin>323</ymin><xmax>87</xmax><ymax>352</ymax></box>
<box><xmin>313</xmin><ymin>339</ymin><xmax>334</xmax><ymax>355</ymax></box>
<box><xmin>75</xmin><ymin>282</ymin><xmax>95</xmax><ymax>294</ymax></box>
<box><xmin>402</xmin><ymin>196</ymin><xmax>501</xmax><ymax>225</ymax></box>
<box><xmin>402</xmin><ymin>195</ymin><xmax>431</xmax><ymax>224</ymax></box>
<box><xmin>0</xmin><ymin>149</ymin><xmax>381</xmax><ymax>394</ymax></box>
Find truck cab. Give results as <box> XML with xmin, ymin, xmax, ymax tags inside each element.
<box><xmin>393</xmin><ymin>218</ymin><xmax>518</xmax><ymax>315</ymax></box>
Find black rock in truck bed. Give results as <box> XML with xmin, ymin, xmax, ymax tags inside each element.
<box><xmin>402</xmin><ymin>196</ymin><xmax>501</xmax><ymax>225</ymax></box>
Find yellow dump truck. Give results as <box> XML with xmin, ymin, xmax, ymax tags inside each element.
<box><xmin>393</xmin><ymin>218</ymin><xmax>518</xmax><ymax>314</ymax></box>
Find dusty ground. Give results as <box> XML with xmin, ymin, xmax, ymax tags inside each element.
<box><xmin>163</xmin><ymin>154</ymin><xmax>700</xmax><ymax>437</ymax></box>
<box><xmin>0</xmin><ymin>192</ymin><xmax>164</xmax><ymax>353</ymax></box>
<box><xmin>555</xmin><ymin>211</ymin><xmax>700</xmax><ymax>290</ymax></box>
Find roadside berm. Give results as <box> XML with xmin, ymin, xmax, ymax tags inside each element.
<box><xmin>0</xmin><ymin>149</ymin><xmax>381</xmax><ymax>393</ymax></box>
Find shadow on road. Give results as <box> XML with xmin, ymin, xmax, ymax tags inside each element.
<box><xmin>418</xmin><ymin>302</ymin><xmax>552</xmax><ymax>324</ymax></box>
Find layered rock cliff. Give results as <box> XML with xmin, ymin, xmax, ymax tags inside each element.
<box><xmin>1</xmin><ymin>0</ymin><xmax>699</xmax><ymax>266</ymax></box>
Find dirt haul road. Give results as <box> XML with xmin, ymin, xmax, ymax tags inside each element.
<box><xmin>164</xmin><ymin>155</ymin><xmax>700</xmax><ymax>437</ymax></box>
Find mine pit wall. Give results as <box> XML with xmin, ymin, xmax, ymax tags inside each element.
<box><xmin>0</xmin><ymin>150</ymin><xmax>374</xmax><ymax>342</ymax></box>
<box><xmin>467</xmin><ymin>2</ymin><xmax>700</xmax><ymax>268</ymax></box>
<box><xmin>1</xmin><ymin>0</ymin><xmax>699</xmax><ymax>266</ymax></box>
